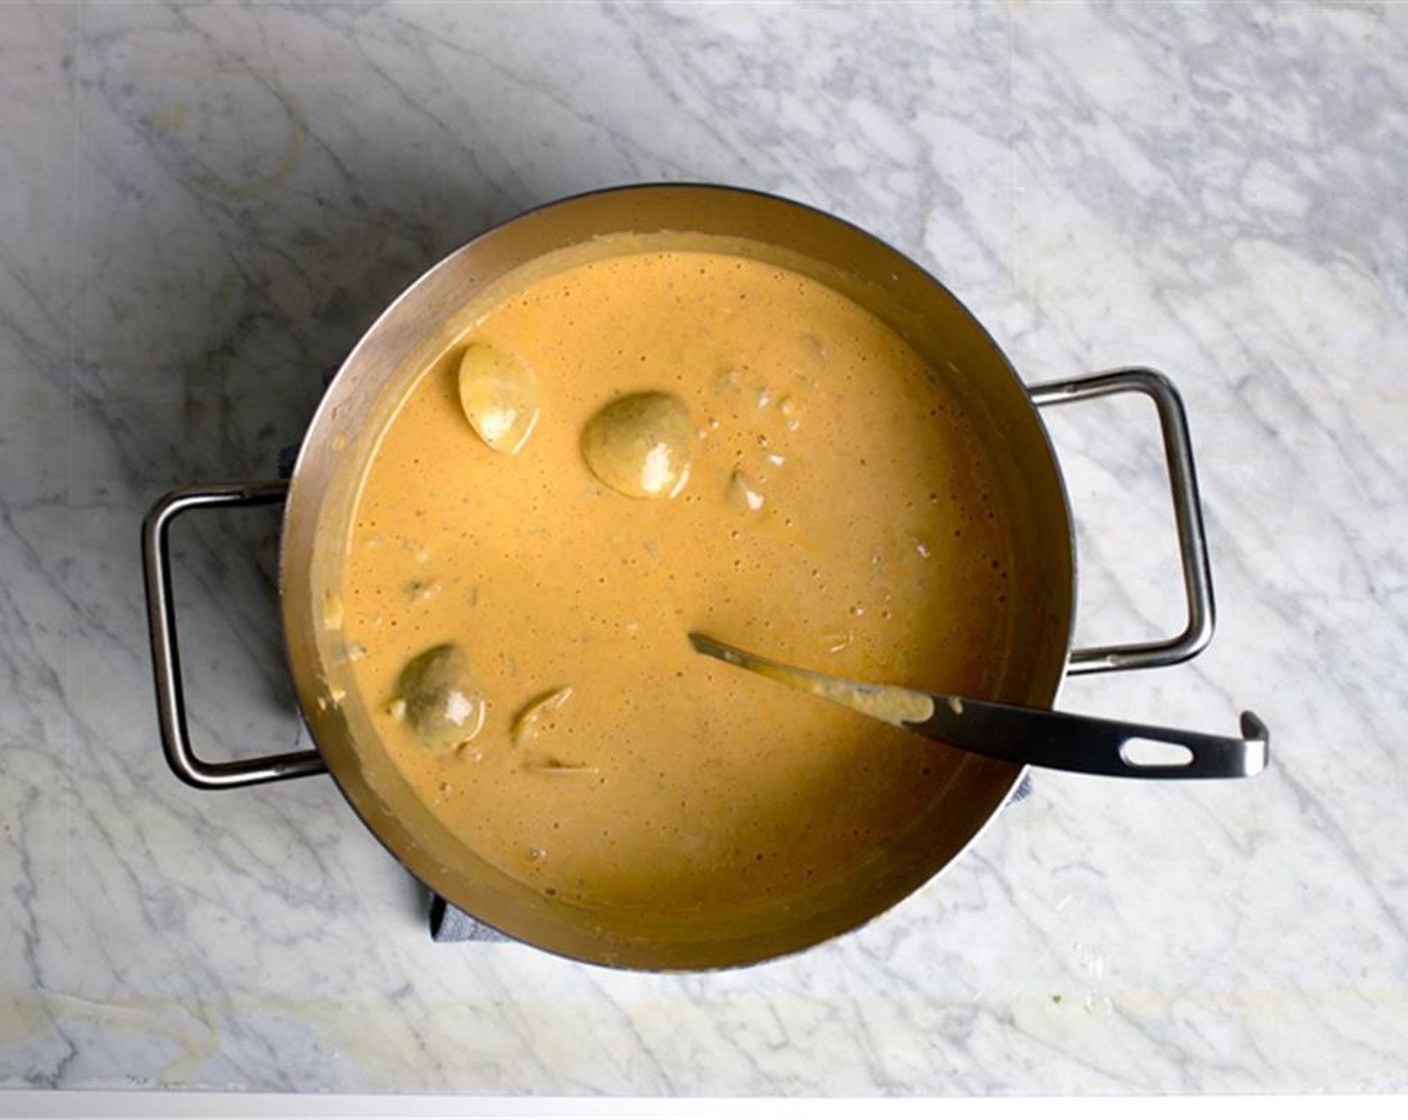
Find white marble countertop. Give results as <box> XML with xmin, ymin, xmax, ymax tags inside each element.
<box><xmin>3</xmin><ymin>0</ymin><xmax>1406</xmax><ymax>1097</ymax></box>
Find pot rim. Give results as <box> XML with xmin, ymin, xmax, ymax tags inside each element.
<box><xmin>279</xmin><ymin>182</ymin><xmax>1079</xmax><ymax>969</ymax></box>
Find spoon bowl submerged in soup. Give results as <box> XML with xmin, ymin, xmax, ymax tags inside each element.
<box><xmin>333</xmin><ymin>234</ymin><xmax>1018</xmax><ymax>920</ymax></box>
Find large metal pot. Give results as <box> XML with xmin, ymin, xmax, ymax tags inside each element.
<box><xmin>143</xmin><ymin>185</ymin><xmax>1242</xmax><ymax>970</ymax></box>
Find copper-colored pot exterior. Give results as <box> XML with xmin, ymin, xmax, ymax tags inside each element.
<box><xmin>278</xmin><ymin>186</ymin><xmax>1076</xmax><ymax>970</ymax></box>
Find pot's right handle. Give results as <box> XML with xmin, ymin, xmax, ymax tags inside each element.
<box><xmin>1028</xmin><ymin>367</ymin><xmax>1215</xmax><ymax>675</ymax></box>
<box><xmin>142</xmin><ymin>481</ymin><xmax>328</xmax><ymax>789</ymax></box>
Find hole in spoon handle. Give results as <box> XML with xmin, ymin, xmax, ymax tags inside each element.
<box><xmin>1119</xmin><ymin>738</ymin><xmax>1195</xmax><ymax>768</ymax></box>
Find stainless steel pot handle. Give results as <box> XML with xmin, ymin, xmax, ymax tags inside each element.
<box><xmin>141</xmin><ymin>480</ymin><xmax>328</xmax><ymax>789</ymax></box>
<box><xmin>1028</xmin><ymin>367</ymin><xmax>1215</xmax><ymax>675</ymax></box>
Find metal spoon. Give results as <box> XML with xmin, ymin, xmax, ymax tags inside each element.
<box><xmin>689</xmin><ymin>633</ymin><xmax>1268</xmax><ymax>779</ymax></box>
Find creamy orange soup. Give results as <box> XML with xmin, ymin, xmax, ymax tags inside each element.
<box><xmin>336</xmin><ymin>242</ymin><xmax>1013</xmax><ymax>913</ymax></box>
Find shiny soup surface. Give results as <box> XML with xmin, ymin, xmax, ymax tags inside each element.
<box><xmin>337</xmin><ymin>243</ymin><xmax>1014</xmax><ymax>912</ymax></box>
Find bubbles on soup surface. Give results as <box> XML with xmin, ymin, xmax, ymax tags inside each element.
<box><xmin>457</xmin><ymin>343</ymin><xmax>541</xmax><ymax>454</ymax></box>
<box><xmin>580</xmin><ymin>391</ymin><xmax>693</xmax><ymax>499</ymax></box>
<box><xmin>388</xmin><ymin>643</ymin><xmax>486</xmax><ymax>755</ymax></box>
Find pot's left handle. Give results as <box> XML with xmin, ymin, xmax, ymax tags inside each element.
<box><xmin>142</xmin><ymin>481</ymin><xmax>328</xmax><ymax>790</ymax></box>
